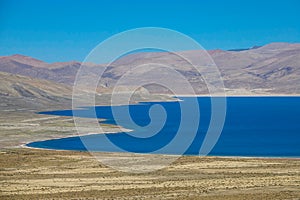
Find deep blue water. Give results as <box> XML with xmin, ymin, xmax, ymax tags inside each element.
<box><xmin>27</xmin><ymin>97</ymin><xmax>300</xmax><ymax>157</ymax></box>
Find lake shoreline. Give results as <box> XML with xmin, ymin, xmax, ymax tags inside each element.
<box><xmin>23</xmin><ymin>96</ymin><xmax>300</xmax><ymax>159</ymax></box>
<box><xmin>23</xmin><ymin>135</ymin><xmax>300</xmax><ymax>160</ymax></box>
<box><xmin>22</xmin><ymin>143</ymin><xmax>300</xmax><ymax>160</ymax></box>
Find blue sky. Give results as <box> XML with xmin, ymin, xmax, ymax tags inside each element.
<box><xmin>0</xmin><ymin>0</ymin><xmax>299</xmax><ymax>62</ymax></box>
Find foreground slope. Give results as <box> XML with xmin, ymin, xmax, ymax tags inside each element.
<box><xmin>0</xmin><ymin>149</ymin><xmax>299</xmax><ymax>200</ymax></box>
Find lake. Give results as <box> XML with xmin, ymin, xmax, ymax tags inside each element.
<box><xmin>27</xmin><ymin>97</ymin><xmax>300</xmax><ymax>157</ymax></box>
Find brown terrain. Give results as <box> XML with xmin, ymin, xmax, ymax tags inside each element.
<box><xmin>1</xmin><ymin>42</ymin><xmax>300</xmax><ymax>95</ymax></box>
<box><xmin>0</xmin><ymin>149</ymin><xmax>299</xmax><ymax>200</ymax></box>
<box><xmin>0</xmin><ymin>42</ymin><xmax>299</xmax><ymax>199</ymax></box>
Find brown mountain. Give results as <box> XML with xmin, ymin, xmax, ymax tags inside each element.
<box><xmin>0</xmin><ymin>42</ymin><xmax>299</xmax><ymax>96</ymax></box>
<box><xmin>0</xmin><ymin>54</ymin><xmax>84</xmax><ymax>84</ymax></box>
<box><xmin>94</xmin><ymin>42</ymin><xmax>300</xmax><ymax>95</ymax></box>
<box><xmin>0</xmin><ymin>71</ymin><xmax>73</xmax><ymax>111</ymax></box>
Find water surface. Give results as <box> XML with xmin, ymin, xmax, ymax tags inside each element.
<box><xmin>27</xmin><ymin>97</ymin><xmax>300</xmax><ymax>157</ymax></box>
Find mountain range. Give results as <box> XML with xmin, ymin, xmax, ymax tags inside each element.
<box><xmin>0</xmin><ymin>42</ymin><xmax>299</xmax><ymax>109</ymax></box>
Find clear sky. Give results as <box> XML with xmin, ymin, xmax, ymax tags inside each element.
<box><xmin>0</xmin><ymin>0</ymin><xmax>299</xmax><ymax>62</ymax></box>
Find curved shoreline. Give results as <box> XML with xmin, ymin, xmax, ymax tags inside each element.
<box><xmin>21</xmin><ymin>95</ymin><xmax>300</xmax><ymax>160</ymax></box>
<box><xmin>23</xmin><ymin>136</ymin><xmax>300</xmax><ymax>160</ymax></box>
<box><xmin>22</xmin><ymin>144</ymin><xmax>300</xmax><ymax>160</ymax></box>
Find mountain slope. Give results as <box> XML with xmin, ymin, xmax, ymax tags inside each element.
<box><xmin>0</xmin><ymin>71</ymin><xmax>72</xmax><ymax>111</ymax></box>
<box><xmin>97</xmin><ymin>43</ymin><xmax>300</xmax><ymax>94</ymax></box>
<box><xmin>0</xmin><ymin>42</ymin><xmax>299</xmax><ymax>95</ymax></box>
<box><xmin>0</xmin><ymin>55</ymin><xmax>84</xmax><ymax>84</ymax></box>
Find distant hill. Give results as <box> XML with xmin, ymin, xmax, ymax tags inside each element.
<box><xmin>0</xmin><ymin>71</ymin><xmax>72</xmax><ymax>110</ymax></box>
<box><xmin>0</xmin><ymin>42</ymin><xmax>299</xmax><ymax>97</ymax></box>
<box><xmin>0</xmin><ymin>54</ymin><xmax>84</xmax><ymax>85</ymax></box>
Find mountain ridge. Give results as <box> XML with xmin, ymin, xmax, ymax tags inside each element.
<box><xmin>0</xmin><ymin>42</ymin><xmax>299</xmax><ymax>96</ymax></box>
